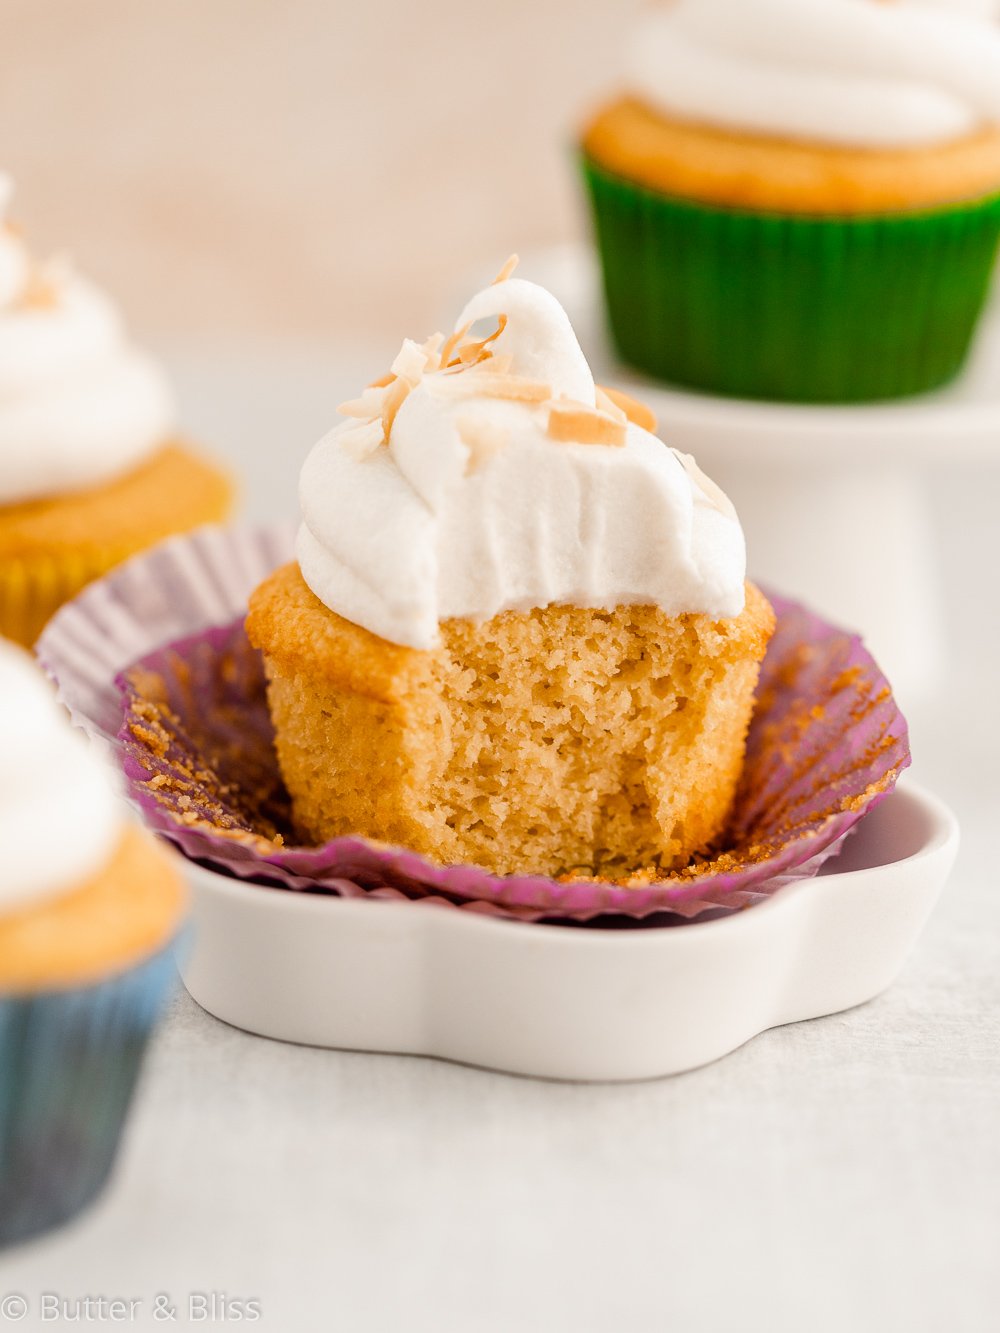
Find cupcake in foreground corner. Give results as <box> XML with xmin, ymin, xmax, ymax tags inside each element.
<box><xmin>581</xmin><ymin>0</ymin><xmax>1000</xmax><ymax>403</ymax></box>
<box><xmin>0</xmin><ymin>642</ymin><xmax>186</xmax><ymax>1247</ymax></box>
<box><xmin>0</xmin><ymin>174</ymin><xmax>234</xmax><ymax>645</ymax></box>
<box><xmin>247</xmin><ymin>260</ymin><xmax>774</xmax><ymax>880</ymax></box>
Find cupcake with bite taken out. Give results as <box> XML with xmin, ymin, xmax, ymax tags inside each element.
<box><xmin>0</xmin><ymin>174</ymin><xmax>234</xmax><ymax>645</ymax></box>
<box><xmin>247</xmin><ymin>260</ymin><xmax>774</xmax><ymax>880</ymax></box>
<box><xmin>581</xmin><ymin>0</ymin><xmax>1000</xmax><ymax>402</ymax></box>
<box><xmin>0</xmin><ymin>640</ymin><xmax>186</xmax><ymax>1248</ymax></box>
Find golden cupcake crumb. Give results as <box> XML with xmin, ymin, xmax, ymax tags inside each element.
<box><xmin>247</xmin><ymin>563</ymin><xmax>774</xmax><ymax>879</ymax></box>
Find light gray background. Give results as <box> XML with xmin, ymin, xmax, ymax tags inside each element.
<box><xmin>1</xmin><ymin>341</ymin><xmax>998</xmax><ymax>1333</ymax></box>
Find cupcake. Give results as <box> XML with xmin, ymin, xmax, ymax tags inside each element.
<box><xmin>246</xmin><ymin>262</ymin><xmax>775</xmax><ymax>879</ymax></box>
<box><xmin>0</xmin><ymin>641</ymin><xmax>186</xmax><ymax>1247</ymax></box>
<box><xmin>581</xmin><ymin>0</ymin><xmax>1000</xmax><ymax>402</ymax></box>
<box><xmin>0</xmin><ymin>173</ymin><xmax>234</xmax><ymax>645</ymax></box>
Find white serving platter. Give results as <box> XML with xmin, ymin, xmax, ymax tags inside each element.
<box><xmin>180</xmin><ymin>781</ymin><xmax>957</xmax><ymax>1082</ymax></box>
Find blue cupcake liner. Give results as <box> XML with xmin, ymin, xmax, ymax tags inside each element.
<box><xmin>0</xmin><ymin>937</ymin><xmax>181</xmax><ymax>1249</ymax></box>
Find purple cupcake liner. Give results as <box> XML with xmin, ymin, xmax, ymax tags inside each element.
<box><xmin>39</xmin><ymin>525</ymin><xmax>911</xmax><ymax>924</ymax></box>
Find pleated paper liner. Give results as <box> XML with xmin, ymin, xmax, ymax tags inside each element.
<box><xmin>582</xmin><ymin>155</ymin><xmax>1000</xmax><ymax>404</ymax></box>
<box><xmin>0</xmin><ymin>937</ymin><xmax>181</xmax><ymax>1248</ymax></box>
<box><xmin>39</xmin><ymin>526</ymin><xmax>910</xmax><ymax>924</ymax></box>
<box><xmin>39</xmin><ymin>526</ymin><xmax>295</xmax><ymax>747</ymax></box>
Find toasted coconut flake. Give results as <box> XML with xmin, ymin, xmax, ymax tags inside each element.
<box><xmin>598</xmin><ymin>385</ymin><xmax>658</xmax><ymax>433</ymax></box>
<box><xmin>439</xmin><ymin>321</ymin><xmax>472</xmax><ymax>370</ymax></box>
<box><xmin>547</xmin><ymin>398</ymin><xmax>627</xmax><ymax>447</ymax></box>
<box><xmin>482</xmin><ymin>311</ymin><xmax>507</xmax><ymax>348</ymax></box>
<box><xmin>338</xmin><ymin>386</ymin><xmax>388</xmax><ymax>420</ymax></box>
<box><xmin>449</xmin><ymin>312</ymin><xmax>508</xmax><ymax>369</ymax></box>
<box><xmin>431</xmin><ymin>372</ymin><xmax>552</xmax><ymax>403</ymax></box>
<box><xmin>392</xmin><ymin>338</ymin><xmax>430</xmax><ymax>385</ymax></box>
<box><xmin>594</xmin><ymin>387</ymin><xmax>628</xmax><ymax>425</ymax></box>
<box><xmin>338</xmin><ymin>418</ymin><xmax>386</xmax><ymax>460</ymax></box>
<box><xmin>672</xmin><ymin>449</ymin><xmax>737</xmax><ymax>518</ymax></box>
<box><xmin>457</xmin><ymin>415</ymin><xmax>509</xmax><ymax>475</ymax></box>
<box><xmin>457</xmin><ymin>341</ymin><xmax>490</xmax><ymax>367</ymax></box>
<box><xmin>492</xmin><ymin>254</ymin><xmax>519</xmax><ymax>285</ymax></box>
<box><xmin>420</xmin><ymin>332</ymin><xmax>445</xmax><ymax>374</ymax></box>
<box><xmin>381</xmin><ymin>374</ymin><xmax>413</xmax><ymax>437</ymax></box>
<box><xmin>367</xmin><ymin>372</ymin><xmax>395</xmax><ymax>389</ymax></box>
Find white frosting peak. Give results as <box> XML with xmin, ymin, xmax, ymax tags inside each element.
<box><xmin>0</xmin><ymin>175</ymin><xmax>174</xmax><ymax>506</ymax></box>
<box><xmin>626</xmin><ymin>0</ymin><xmax>1000</xmax><ymax>150</ymax></box>
<box><xmin>297</xmin><ymin>272</ymin><xmax>746</xmax><ymax>650</ymax></box>
<box><xmin>457</xmin><ymin>278</ymin><xmax>595</xmax><ymax>404</ymax></box>
<box><xmin>0</xmin><ymin>642</ymin><xmax>121</xmax><ymax>915</ymax></box>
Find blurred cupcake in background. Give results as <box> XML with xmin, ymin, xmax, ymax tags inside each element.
<box><xmin>0</xmin><ymin>641</ymin><xmax>186</xmax><ymax>1248</ymax></box>
<box><xmin>580</xmin><ymin>0</ymin><xmax>1000</xmax><ymax>403</ymax></box>
<box><xmin>0</xmin><ymin>173</ymin><xmax>234</xmax><ymax>645</ymax></box>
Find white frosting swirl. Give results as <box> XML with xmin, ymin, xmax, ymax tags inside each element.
<box><xmin>0</xmin><ymin>174</ymin><xmax>174</xmax><ymax>506</ymax></box>
<box><xmin>0</xmin><ymin>640</ymin><xmax>121</xmax><ymax>915</ymax></box>
<box><xmin>297</xmin><ymin>276</ymin><xmax>746</xmax><ymax>651</ymax></box>
<box><xmin>626</xmin><ymin>0</ymin><xmax>1000</xmax><ymax>149</ymax></box>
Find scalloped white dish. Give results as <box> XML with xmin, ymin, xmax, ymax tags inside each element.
<box><xmin>180</xmin><ymin>781</ymin><xmax>957</xmax><ymax>1081</ymax></box>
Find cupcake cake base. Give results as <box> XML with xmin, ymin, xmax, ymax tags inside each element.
<box><xmin>0</xmin><ymin>441</ymin><xmax>233</xmax><ymax>646</ymax></box>
<box><xmin>248</xmin><ymin>562</ymin><xmax>774</xmax><ymax>879</ymax></box>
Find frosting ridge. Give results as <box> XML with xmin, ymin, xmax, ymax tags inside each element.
<box><xmin>626</xmin><ymin>0</ymin><xmax>1000</xmax><ymax>150</ymax></box>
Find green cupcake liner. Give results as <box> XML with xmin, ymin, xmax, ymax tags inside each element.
<box><xmin>582</xmin><ymin>155</ymin><xmax>1000</xmax><ymax>403</ymax></box>
<box><xmin>0</xmin><ymin>938</ymin><xmax>180</xmax><ymax>1249</ymax></box>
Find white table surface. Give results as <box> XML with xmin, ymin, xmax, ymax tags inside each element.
<box><xmin>3</xmin><ymin>346</ymin><xmax>998</xmax><ymax>1333</ymax></box>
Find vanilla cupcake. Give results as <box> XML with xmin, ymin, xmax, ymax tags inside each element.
<box><xmin>0</xmin><ymin>642</ymin><xmax>186</xmax><ymax>1247</ymax></box>
<box><xmin>0</xmin><ymin>174</ymin><xmax>233</xmax><ymax>645</ymax></box>
<box><xmin>247</xmin><ymin>263</ymin><xmax>774</xmax><ymax>879</ymax></box>
<box><xmin>581</xmin><ymin>0</ymin><xmax>1000</xmax><ymax>402</ymax></box>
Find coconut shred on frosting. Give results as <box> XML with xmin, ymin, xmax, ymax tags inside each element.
<box><xmin>0</xmin><ymin>641</ymin><xmax>121</xmax><ymax>914</ymax></box>
<box><xmin>626</xmin><ymin>0</ymin><xmax>1000</xmax><ymax>150</ymax></box>
<box><xmin>296</xmin><ymin>261</ymin><xmax>746</xmax><ymax>651</ymax></box>
<box><xmin>0</xmin><ymin>174</ymin><xmax>174</xmax><ymax>506</ymax></box>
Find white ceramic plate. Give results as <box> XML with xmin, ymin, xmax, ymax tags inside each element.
<box><xmin>181</xmin><ymin>781</ymin><xmax>957</xmax><ymax>1082</ymax></box>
